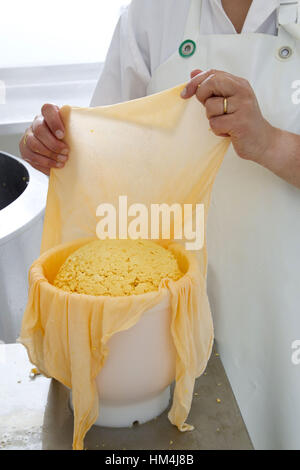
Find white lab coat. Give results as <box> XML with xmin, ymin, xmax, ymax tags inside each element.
<box><xmin>91</xmin><ymin>0</ymin><xmax>280</xmax><ymax>106</ymax></box>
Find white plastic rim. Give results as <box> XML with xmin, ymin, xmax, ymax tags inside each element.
<box><xmin>0</xmin><ymin>152</ymin><xmax>48</xmax><ymax>245</ymax></box>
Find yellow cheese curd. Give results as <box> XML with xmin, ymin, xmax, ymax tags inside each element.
<box><xmin>53</xmin><ymin>239</ymin><xmax>182</xmax><ymax>296</ymax></box>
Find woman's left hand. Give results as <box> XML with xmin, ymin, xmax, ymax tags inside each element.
<box><xmin>181</xmin><ymin>69</ymin><xmax>275</xmax><ymax>163</ymax></box>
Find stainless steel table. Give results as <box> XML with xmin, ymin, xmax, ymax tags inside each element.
<box><xmin>0</xmin><ymin>343</ymin><xmax>253</xmax><ymax>450</ymax></box>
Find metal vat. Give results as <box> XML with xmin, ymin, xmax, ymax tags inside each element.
<box><xmin>0</xmin><ymin>151</ymin><xmax>48</xmax><ymax>343</ymax></box>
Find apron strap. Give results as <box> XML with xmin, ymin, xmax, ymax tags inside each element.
<box><xmin>277</xmin><ymin>1</ymin><xmax>299</xmax><ymax>25</ymax></box>
<box><xmin>277</xmin><ymin>1</ymin><xmax>300</xmax><ymax>40</ymax></box>
<box><xmin>182</xmin><ymin>0</ymin><xmax>202</xmax><ymax>39</ymax></box>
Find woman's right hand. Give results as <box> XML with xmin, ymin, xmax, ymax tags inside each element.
<box><xmin>19</xmin><ymin>104</ymin><xmax>69</xmax><ymax>176</ymax></box>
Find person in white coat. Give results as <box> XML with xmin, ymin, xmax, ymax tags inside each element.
<box><xmin>20</xmin><ymin>0</ymin><xmax>300</xmax><ymax>449</ymax></box>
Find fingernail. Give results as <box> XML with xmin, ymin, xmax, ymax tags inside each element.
<box><xmin>57</xmin><ymin>154</ymin><xmax>68</xmax><ymax>162</ymax></box>
<box><xmin>61</xmin><ymin>148</ymin><xmax>69</xmax><ymax>155</ymax></box>
<box><xmin>55</xmin><ymin>130</ymin><xmax>64</xmax><ymax>139</ymax></box>
<box><xmin>56</xmin><ymin>162</ymin><xmax>64</xmax><ymax>168</ymax></box>
<box><xmin>181</xmin><ymin>87</ymin><xmax>187</xmax><ymax>98</ymax></box>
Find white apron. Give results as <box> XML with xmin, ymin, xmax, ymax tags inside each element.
<box><xmin>147</xmin><ymin>0</ymin><xmax>300</xmax><ymax>450</ymax></box>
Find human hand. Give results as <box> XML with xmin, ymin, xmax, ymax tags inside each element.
<box><xmin>19</xmin><ymin>104</ymin><xmax>69</xmax><ymax>176</ymax></box>
<box><xmin>181</xmin><ymin>69</ymin><xmax>276</xmax><ymax>164</ymax></box>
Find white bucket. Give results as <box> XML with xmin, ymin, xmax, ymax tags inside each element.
<box><xmin>70</xmin><ymin>294</ymin><xmax>176</xmax><ymax>427</ymax></box>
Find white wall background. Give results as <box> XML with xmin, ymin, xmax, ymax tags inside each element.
<box><xmin>0</xmin><ymin>0</ymin><xmax>131</xmax><ymax>67</ymax></box>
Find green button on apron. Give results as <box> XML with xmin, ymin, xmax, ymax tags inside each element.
<box><xmin>179</xmin><ymin>39</ymin><xmax>196</xmax><ymax>58</ymax></box>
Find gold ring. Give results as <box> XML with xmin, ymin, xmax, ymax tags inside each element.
<box><xmin>223</xmin><ymin>97</ymin><xmax>228</xmax><ymax>114</ymax></box>
<box><xmin>23</xmin><ymin>133</ymin><xmax>28</xmax><ymax>146</ymax></box>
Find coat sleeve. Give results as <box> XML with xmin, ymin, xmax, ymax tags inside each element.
<box><xmin>90</xmin><ymin>1</ymin><xmax>151</xmax><ymax>106</ymax></box>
